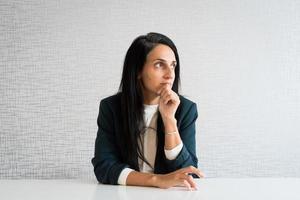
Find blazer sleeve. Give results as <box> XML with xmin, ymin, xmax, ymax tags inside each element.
<box><xmin>91</xmin><ymin>99</ymin><xmax>130</xmax><ymax>185</ymax></box>
<box><xmin>164</xmin><ymin>103</ymin><xmax>199</xmax><ymax>174</ymax></box>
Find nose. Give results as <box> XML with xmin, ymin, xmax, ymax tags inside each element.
<box><xmin>164</xmin><ymin>66</ymin><xmax>175</xmax><ymax>80</ymax></box>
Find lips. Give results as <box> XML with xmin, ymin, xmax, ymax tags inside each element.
<box><xmin>160</xmin><ymin>82</ymin><xmax>172</xmax><ymax>85</ymax></box>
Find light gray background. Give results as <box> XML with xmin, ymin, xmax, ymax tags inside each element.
<box><xmin>1</xmin><ymin>0</ymin><xmax>299</xmax><ymax>180</ymax></box>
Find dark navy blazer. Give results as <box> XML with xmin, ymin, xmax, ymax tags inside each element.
<box><xmin>91</xmin><ymin>93</ymin><xmax>199</xmax><ymax>185</ymax></box>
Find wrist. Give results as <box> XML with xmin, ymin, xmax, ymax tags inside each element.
<box><xmin>162</xmin><ymin>116</ymin><xmax>176</xmax><ymax>124</ymax></box>
<box><xmin>163</xmin><ymin>117</ymin><xmax>177</xmax><ymax>131</ymax></box>
<box><xmin>149</xmin><ymin>174</ymin><xmax>160</xmax><ymax>187</ymax></box>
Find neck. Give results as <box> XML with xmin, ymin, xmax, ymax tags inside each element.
<box><xmin>143</xmin><ymin>92</ymin><xmax>160</xmax><ymax>105</ymax></box>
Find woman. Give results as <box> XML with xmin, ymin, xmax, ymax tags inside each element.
<box><xmin>92</xmin><ymin>32</ymin><xmax>204</xmax><ymax>190</ymax></box>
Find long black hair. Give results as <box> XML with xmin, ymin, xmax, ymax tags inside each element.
<box><xmin>118</xmin><ymin>32</ymin><xmax>181</xmax><ymax>171</ymax></box>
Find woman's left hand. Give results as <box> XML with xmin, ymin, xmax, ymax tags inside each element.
<box><xmin>158</xmin><ymin>84</ymin><xmax>180</xmax><ymax>120</ymax></box>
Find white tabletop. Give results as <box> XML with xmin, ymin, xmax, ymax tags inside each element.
<box><xmin>1</xmin><ymin>178</ymin><xmax>300</xmax><ymax>200</ymax></box>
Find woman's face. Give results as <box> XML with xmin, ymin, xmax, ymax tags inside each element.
<box><xmin>138</xmin><ymin>44</ymin><xmax>177</xmax><ymax>101</ymax></box>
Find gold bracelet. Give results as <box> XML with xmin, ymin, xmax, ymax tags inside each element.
<box><xmin>166</xmin><ymin>131</ymin><xmax>177</xmax><ymax>135</ymax></box>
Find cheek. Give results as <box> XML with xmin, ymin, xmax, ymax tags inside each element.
<box><xmin>146</xmin><ymin>73</ymin><xmax>161</xmax><ymax>85</ymax></box>
<box><xmin>142</xmin><ymin>73</ymin><xmax>161</xmax><ymax>89</ymax></box>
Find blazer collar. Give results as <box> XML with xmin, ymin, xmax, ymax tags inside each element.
<box><xmin>154</xmin><ymin>113</ymin><xmax>165</xmax><ymax>172</ymax></box>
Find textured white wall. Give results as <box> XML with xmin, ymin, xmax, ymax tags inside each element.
<box><xmin>0</xmin><ymin>0</ymin><xmax>299</xmax><ymax>179</ymax></box>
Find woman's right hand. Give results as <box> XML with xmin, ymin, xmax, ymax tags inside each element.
<box><xmin>152</xmin><ymin>166</ymin><xmax>205</xmax><ymax>190</ymax></box>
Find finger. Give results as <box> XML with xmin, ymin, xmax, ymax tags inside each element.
<box><xmin>181</xmin><ymin>166</ymin><xmax>205</xmax><ymax>178</ymax></box>
<box><xmin>182</xmin><ymin>180</ymin><xmax>192</xmax><ymax>191</ymax></box>
<box><xmin>164</xmin><ymin>91</ymin><xmax>179</xmax><ymax>104</ymax></box>
<box><xmin>159</xmin><ymin>84</ymin><xmax>171</xmax><ymax>92</ymax></box>
<box><xmin>186</xmin><ymin>175</ymin><xmax>198</xmax><ymax>190</ymax></box>
<box><xmin>159</xmin><ymin>85</ymin><xmax>170</xmax><ymax>97</ymax></box>
<box><xmin>178</xmin><ymin>173</ymin><xmax>197</xmax><ymax>190</ymax></box>
<box><xmin>162</xmin><ymin>90</ymin><xmax>175</xmax><ymax>103</ymax></box>
<box><xmin>162</xmin><ymin>94</ymin><xmax>172</xmax><ymax>104</ymax></box>
<box><xmin>159</xmin><ymin>94</ymin><xmax>170</xmax><ymax>105</ymax></box>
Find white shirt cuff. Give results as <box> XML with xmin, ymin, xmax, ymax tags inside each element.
<box><xmin>164</xmin><ymin>142</ymin><xmax>183</xmax><ymax>160</ymax></box>
<box><xmin>117</xmin><ymin>168</ymin><xmax>134</xmax><ymax>185</ymax></box>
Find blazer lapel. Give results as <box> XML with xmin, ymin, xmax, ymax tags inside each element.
<box><xmin>154</xmin><ymin>113</ymin><xmax>165</xmax><ymax>173</ymax></box>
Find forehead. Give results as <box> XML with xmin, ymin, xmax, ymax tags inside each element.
<box><xmin>146</xmin><ymin>44</ymin><xmax>176</xmax><ymax>62</ymax></box>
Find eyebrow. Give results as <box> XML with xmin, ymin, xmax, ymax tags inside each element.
<box><xmin>153</xmin><ymin>58</ymin><xmax>177</xmax><ymax>64</ymax></box>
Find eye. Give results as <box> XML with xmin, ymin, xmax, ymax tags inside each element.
<box><xmin>154</xmin><ymin>62</ymin><xmax>162</xmax><ymax>68</ymax></box>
